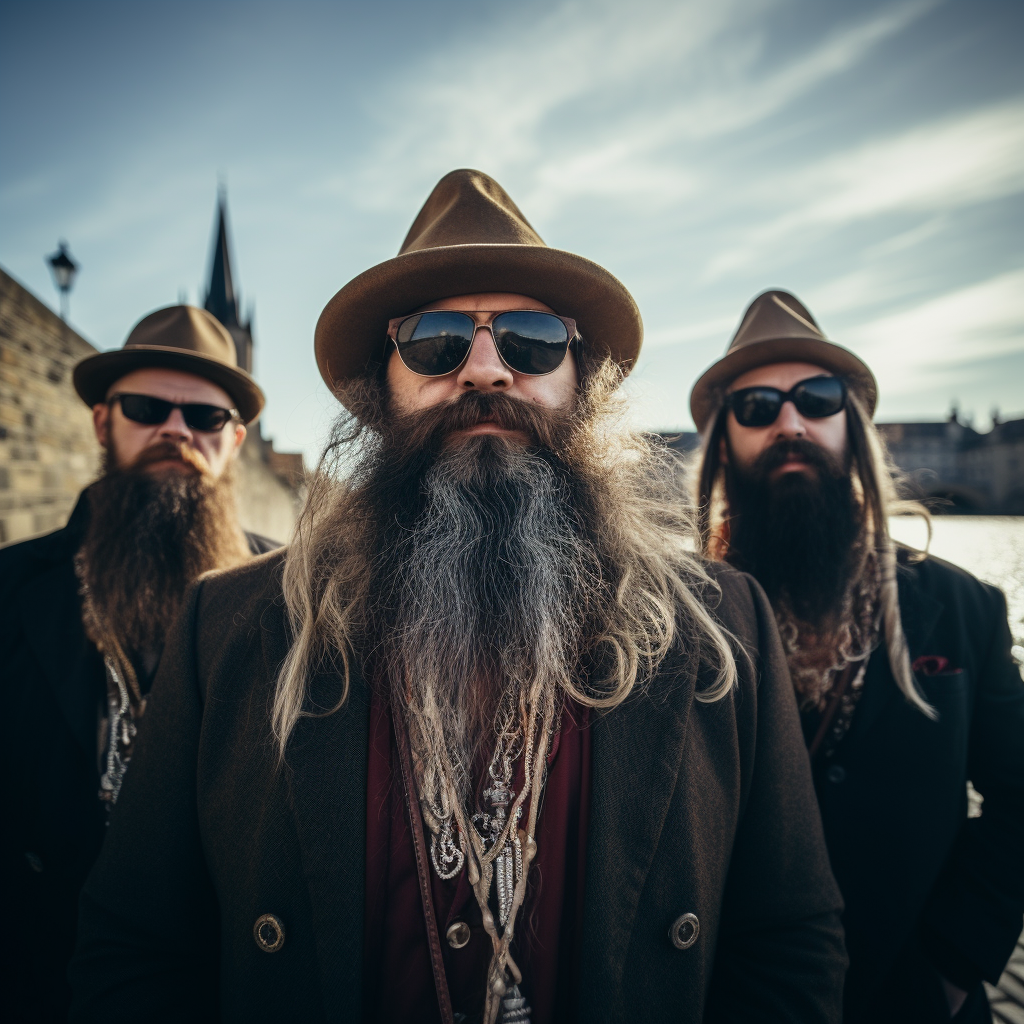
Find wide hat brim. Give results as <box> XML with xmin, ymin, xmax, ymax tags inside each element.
<box><xmin>73</xmin><ymin>346</ymin><xmax>265</xmax><ymax>424</ymax></box>
<box><xmin>689</xmin><ymin>336</ymin><xmax>877</xmax><ymax>433</ymax></box>
<box><xmin>315</xmin><ymin>242</ymin><xmax>643</xmax><ymax>397</ymax></box>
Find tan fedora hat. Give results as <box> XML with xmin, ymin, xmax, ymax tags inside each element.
<box><xmin>73</xmin><ymin>305</ymin><xmax>265</xmax><ymax>424</ymax></box>
<box><xmin>689</xmin><ymin>289</ymin><xmax>877</xmax><ymax>432</ymax></box>
<box><xmin>315</xmin><ymin>168</ymin><xmax>643</xmax><ymax>396</ymax></box>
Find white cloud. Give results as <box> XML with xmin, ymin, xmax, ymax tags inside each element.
<box><xmin>845</xmin><ymin>267</ymin><xmax>1024</xmax><ymax>395</ymax></box>
<box><xmin>706</xmin><ymin>98</ymin><xmax>1024</xmax><ymax>277</ymax></box>
<box><xmin>345</xmin><ymin>0</ymin><xmax>935</xmax><ymax>222</ymax></box>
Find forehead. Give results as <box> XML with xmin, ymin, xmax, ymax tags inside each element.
<box><xmin>106</xmin><ymin>367</ymin><xmax>234</xmax><ymax>408</ymax></box>
<box><xmin>414</xmin><ymin>292</ymin><xmax>555</xmax><ymax>314</ymax></box>
<box><xmin>728</xmin><ymin>361</ymin><xmax>833</xmax><ymax>392</ymax></box>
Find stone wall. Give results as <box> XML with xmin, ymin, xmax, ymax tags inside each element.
<box><xmin>0</xmin><ymin>267</ymin><xmax>99</xmax><ymax>544</ymax></box>
<box><xmin>0</xmin><ymin>265</ymin><xmax>303</xmax><ymax>547</ymax></box>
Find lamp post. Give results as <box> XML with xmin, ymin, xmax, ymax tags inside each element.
<box><xmin>46</xmin><ymin>240</ymin><xmax>78</xmax><ymax>322</ymax></box>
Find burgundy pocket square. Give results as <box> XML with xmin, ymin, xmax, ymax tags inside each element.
<box><xmin>912</xmin><ymin>655</ymin><xmax>959</xmax><ymax>675</ymax></box>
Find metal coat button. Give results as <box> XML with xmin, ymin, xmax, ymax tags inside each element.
<box><xmin>669</xmin><ymin>912</ymin><xmax>700</xmax><ymax>950</ymax></box>
<box><xmin>253</xmin><ymin>913</ymin><xmax>285</xmax><ymax>952</ymax></box>
<box><xmin>447</xmin><ymin>921</ymin><xmax>471</xmax><ymax>949</ymax></box>
<box><xmin>826</xmin><ymin>764</ymin><xmax>847</xmax><ymax>784</ymax></box>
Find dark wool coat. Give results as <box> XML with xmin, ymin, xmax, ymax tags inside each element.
<box><xmin>70</xmin><ymin>551</ymin><xmax>847</xmax><ymax>1023</ymax></box>
<box><xmin>0</xmin><ymin>492</ymin><xmax>278</xmax><ymax>1024</ymax></box>
<box><xmin>818</xmin><ymin>550</ymin><xmax>1024</xmax><ymax>1024</ymax></box>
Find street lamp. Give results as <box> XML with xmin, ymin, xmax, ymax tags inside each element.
<box><xmin>46</xmin><ymin>240</ymin><xmax>79</xmax><ymax>321</ymax></box>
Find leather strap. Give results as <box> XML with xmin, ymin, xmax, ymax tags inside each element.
<box><xmin>808</xmin><ymin>659</ymin><xmax>861</xmax><ymax>760</ymax></box>
<box><xmin>394</xmin><ymin>703</ymin><xmax>456</xmax><ymax>1024</ymax></box>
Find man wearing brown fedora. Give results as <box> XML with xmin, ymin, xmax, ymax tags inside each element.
<box><xmin>71</xmin><ymin>171</ymin><xmax>845</xmax><ymax>1023</ymax></box>
<box><xmin>1</xmin><ymin>305</ymin><xmax>279</xmax><ymax>1023</ymax></box>
<box><xmin>690</xmin><ymin>290</ymin><xmax>1024</xmax><ymax>1023</ymax></box>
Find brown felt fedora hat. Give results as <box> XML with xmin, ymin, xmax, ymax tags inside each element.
<box><xmin>689</xmin><ymin>289</ymin><xmax>877</xmax><ymax>432</ymax></box>
<box><xmin>73</xmin><ymin>305</ymin><xmax>265</xmax><ymax>424</ymax></box>
<box><xmin>315</xmin><ymin>168</ymin><xmax>643</xmax><ymax>396</ymax></box>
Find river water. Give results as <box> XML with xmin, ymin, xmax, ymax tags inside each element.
<box><xmin>888</xmin><ymin>516</ymin><xmax>1024</xmax><ymax>652</ymax></box>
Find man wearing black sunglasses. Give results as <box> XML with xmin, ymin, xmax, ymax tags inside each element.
<box><xmin>73</xmin><ymin>171</ymin><xmax>846</xmax><ymax>1024</ymax></box>
<box><xmin>691</xmin><ymin>290</ymin><xmax>1024</xmax><ymax>1024</ymax></box>
<box><xmin>0</xmin><ymin>304</ymin><xmax>279</xmax><ymax>1023</ymax></box>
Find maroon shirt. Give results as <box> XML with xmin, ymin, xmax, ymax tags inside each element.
<box><xmin>364</xmin><ymin>694</ymin><xmax>591</xmax><ymax>1023</ymax></box>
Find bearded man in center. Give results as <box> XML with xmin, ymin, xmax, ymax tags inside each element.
<box><xmin>71</xmin><ymin>170</ymin><xmax>846</xmax><ymax>1024</ymax></box>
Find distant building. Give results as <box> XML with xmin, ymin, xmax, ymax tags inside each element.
<box><xmin>0</xmin><ymin>194</ymin><xmax>305</xmax><ymax>547</ymax></box>
<box><xmin>878</xmin><ymin>411</ymin><xmax>1024</xmax><ymax>514</ymax></box>
<box><xmin>656</xmin><ymin>408</ymin><xmax>1024</xmax><ymax>515</ymax></box>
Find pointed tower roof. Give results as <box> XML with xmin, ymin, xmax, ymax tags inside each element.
<box><xmin>204</xmin><ymin>189</ymin><xmax>240</xmax><ymax>329</ymax></box>
<box><xmin>201</xmin><ymin>188</ymin><xmax>254</xmax><ymax>373</ymax></box>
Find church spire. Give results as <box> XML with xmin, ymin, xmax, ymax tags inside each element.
<box><xmin>204</xmin><ymin>188</ymin><xmax>240</xmax><ymax>329</ymax></box>
<box><xmin>202</xmin><ymin>187</ymin><xmax>253</xmax><ymax>372</ymax></box>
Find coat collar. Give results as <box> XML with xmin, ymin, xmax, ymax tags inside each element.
<box><xmin>580</xmin><ymin>650</ymin><xmax>699</xmax><ymax>1003</ymax></box>
<box><xmin>849</xmin><ymin>555</ymin><xmax>944</xmax><ymax>742</ymax></box>
<box><xmin>262</xmin><ymin>616</ymin><xmax>369</xmax><ymax>1021</ymax></box>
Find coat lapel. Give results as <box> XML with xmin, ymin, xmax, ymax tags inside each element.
<box><xmin>850</xmin><ymin>561</ymin><xmax>944</xmax><ymax>741</ymax></box>
<box><xmin>581</xmin><ymin>655</ymin><xmax>698</xmax><ymax>1005</ymax></box>
<box><xmin>276</xmin><ymin>617</ymin><xmax>369</xmax><ymax>1022</ymax></box>
<box><xmin>20</xmin><ymin>536</ymin><xmax>101</xmax><ymax>761</ymax></box>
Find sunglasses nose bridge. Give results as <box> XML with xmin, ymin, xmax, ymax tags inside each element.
<box><xmin>156</xmin><ymin>403</ymin><xmax>193</xmax><ymax>437</ymax></box>
<box><xmin>773</xmin><ymin>396</ymin><xmax>807</xmax><ymax>436</ymax></box>
<box><xmin>457</xmin><ymin>322</ymin><xmax>513</xmax><ymax>390</ymax></box>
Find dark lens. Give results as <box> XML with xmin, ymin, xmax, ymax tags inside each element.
<box><xmin>396</xmin><ymin>311</ymin><xmax>475</xmax><ymax>376</ymax></box>
<box><xmin>492</xmin><ymin>312</ymin><xmax>569</xmax><ymax>375</ymax></box>
<box><xmin>182</xmin><ymin>404</ymin><xmax>232</xmax><ymax>431</ymax></box>
<box><xmin>730</xmin><ymin>387</ymin><xmax>783</xmax><ymax>428</ymax></box>
<box><xmin>792</xmin><ymin>377</ymin><xmax>845</xmax><ymax>418</ymax></box>
<box><xmin>118</xmin><ymin>394</ymin><xmax>173</xmax><ymax>425</ymax></box>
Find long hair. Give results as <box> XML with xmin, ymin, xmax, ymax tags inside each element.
<box><xmin>272</xmin><ymin>357</ymin><xmax>741</xmax><ymax>757</ymax></box>
<box><xmin>694</xmin><ymin>387</ymin><xmax>935</xmax><ymax>718</ymax></box>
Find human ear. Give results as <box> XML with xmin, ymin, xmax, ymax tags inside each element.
<box><xmin>231</xmin><ymin>423</ymin><xmax>247</xmax><ymax>457</ymax></box>
<box><xmin>92</xmin><ymin>403</ymin><xmax>110</xmax><ymax>447</ymax></box>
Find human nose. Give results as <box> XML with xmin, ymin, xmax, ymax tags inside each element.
<box><xmin>773</xmin><ymin>400</ymin><xmax>806</xmax><ymax>439</ymax></box>
<box><xmin>455</xmin><ymin>326</ymin><xmax>514</xmax><ymax>392</ymax></box>
<box><xmin>158</xmin><ymin>406</ymin><xmax>194</xmax><ymax>442</ymax></box>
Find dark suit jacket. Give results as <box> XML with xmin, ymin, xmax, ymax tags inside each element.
<box><xmin>70</xmin><ymin>551</ymin><xmax>847</xmax><ymax>1022</ymax></box>
<box><xmin>0</xmin><ymin>491</ymin><xmax>278</xmax><ymax>1024</ymax></box>
<box><xmin>815</xmin><ymin>549</ymin><xmax>1024</xmax><ymax>1023</ymax></box>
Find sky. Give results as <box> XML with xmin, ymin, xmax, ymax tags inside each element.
<box><xmin>2</xmin><ymin>0</ymin><xmax>1022</xmax><ymax>462</ymax></box>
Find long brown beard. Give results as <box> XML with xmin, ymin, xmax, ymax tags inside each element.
<box><xmin>77</xmin><ymin>440</ymin><xmax>252</xmax><ymax>676</ymax></box>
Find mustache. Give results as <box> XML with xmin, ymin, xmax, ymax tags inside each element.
<box><xmin>384</xmin><ymin>390</ymin><xmax>571</xmax><ymax>453</ymax></box>
<box><xmin>750</xmin><ymin>437</ymin><xmax>845</xmax><ymax>481</ymax></box>
<box><xmin>128</xmin><ymin>440</ymin><xmax>211</xmax><ymax>475</ymax></box>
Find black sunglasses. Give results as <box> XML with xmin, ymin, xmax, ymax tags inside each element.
<box><xmin>109</xmin><ymin>393</ymin><xmax>239</xmax><ymax>432</ymax></box>
<box><xmin>387</xmin><ymin>309</ymin><xmax>580</xmax><ymax>377</ymax></box>
<box><xmin>726</xmin><ymin>376</ymin><xmax>846</xmax><ymax>428</ymax></box>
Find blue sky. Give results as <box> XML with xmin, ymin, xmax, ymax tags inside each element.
<box><xmin>2</xmin><ymin>0</ymin><xmax>1022</xmax><ymax>461</ymax></box>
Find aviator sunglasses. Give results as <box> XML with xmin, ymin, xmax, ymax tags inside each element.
<box><xmin>726</xmin><ymin>375</ymin><xmax>846</xmax><ymax>428</ymax></box>
<box><xmin>109</xmin><ymin>393</ymin><xmax>239</xmax><ymax>432</ymax></box>
<box><xmin>387</xmin><ymin>309</ymin><xmax>580</xmax><ymax>377</ymax></box>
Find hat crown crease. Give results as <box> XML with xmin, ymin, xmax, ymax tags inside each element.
<box><xmin>399</xmin><ymin>168</ymin><xmax>545</xmax><ymax>254</ymax></box>
<box><xmin>732</xmin><ymin>290</ymin><xmax>826</xmax><ymax>350</ymax></box>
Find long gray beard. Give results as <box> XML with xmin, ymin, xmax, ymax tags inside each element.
<box><xmin>378</xmin><ymin>434</ymin><xmax>594</xmax><ymax>813</ymax></box>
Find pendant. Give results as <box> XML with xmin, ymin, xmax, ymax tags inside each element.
<box><xmin>499</xmin><ymin>983</ymin><xmax>532</xmax><ymax>1024</ymax></box>
<box><xmin>496</xmin><ymin>840</ymin><xmax>515</xmax><ymax>925</ymax></box>
<box><xmin>430</xmin><ymin>818</ymin><xmax>465</xmax><ymax>879</ymax></box>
